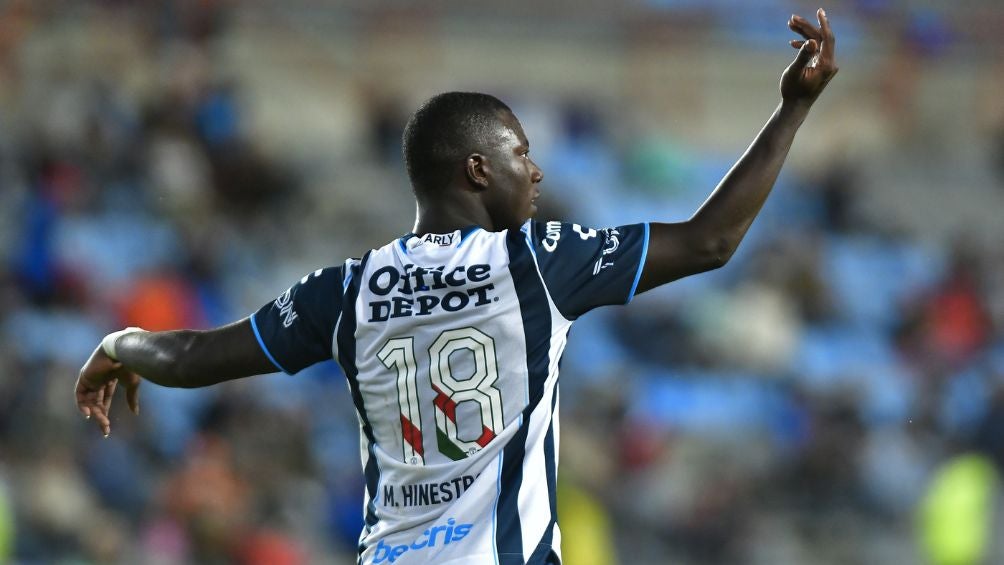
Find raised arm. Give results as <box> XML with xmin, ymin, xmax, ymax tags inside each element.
<box><xmin>75</xmin><ymin>319</ymin><xmax>277</xmax><ymax>436</ymax></box>
<box><xmin>636</xmin><ymin>8</ymin><xmax>838</xmax><ymax>293</ymax></box>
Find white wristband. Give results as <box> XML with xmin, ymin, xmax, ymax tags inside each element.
<box><xmin>101</xmin><ymin>327</ymin><xmax>146</xmax><ymax>361</ymax></box>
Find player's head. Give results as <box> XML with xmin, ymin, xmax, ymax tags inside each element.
<box><xmin>402</xmin><ymin>92</ymin><xmax>544</xmax><ymax>231</ymax></box>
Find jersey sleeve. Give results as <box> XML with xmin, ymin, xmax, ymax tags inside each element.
<box><xmin>250</xmin><ymin>266</ymin><xmax>345</xmax><ymax>374</ymax></box>
<box><xmin>528</xmin><ymin>220</ymin><xmax>649</xmax><ymax>319</ymax></box>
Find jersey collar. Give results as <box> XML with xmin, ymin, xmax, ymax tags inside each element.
<box><xmin>398</xmin><ymin>225</ymin><xmax>482</xmax><ymax>254</ymax></box>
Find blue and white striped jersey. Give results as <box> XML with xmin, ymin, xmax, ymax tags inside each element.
<box><xmin>251</xmin><ymin>219</ymin><xmax>649</xmax><ymax>565</ymax></box>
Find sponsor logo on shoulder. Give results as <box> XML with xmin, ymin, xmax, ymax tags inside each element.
<box><xmin>372</xmin><ymin>518</ymin><xmax>474</xmax><ymax>564</ymax></box>
<box><xmin>274</xmin><ymin>288</ymin><xmax>298</xmax><ymax>328</ymax></box>
<box><xmin>593</xmin><ymin>227</ymin><xmax>621</xmax><ymax>275</ymax></box>
<box><xmin>542</xmin><ymin>221</ymin><xmax>562</xmax><ymax>252</ymax></box>
<box><xmin>542</xmin><ymin>221</ymin><xmax>597</xmax><ymax>252</ymax></box>
<box><xmin>276</xmin><ymin>270</ymin><xmax>323</xmax><ymax>328</ymax></box>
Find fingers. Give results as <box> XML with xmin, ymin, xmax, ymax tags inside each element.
<box><xmin>76</xmin><ymin>347</ymin><xmax>138</xmax><ymax>436</ymax></box>
<box><xmin>77</xmin><ymin>389</ymin><xmax>112</xmax><ymax>436</ymax></box>
<box><xmin>816</xmin><ymin>8</ymin><xmax>836</xmax><ymax>65</ymax></box>
<box><xmin>96</xmin><ymin>413</ymin><xmax>111</xmax><ymax>439</ymax></box>
<box><xmin>75</xmin><ymin>344</ymin><xmax>145</xmax><ymax>437</ymax></box>
<box><xmin>788</xmin><ymin>14</ymin><xmax>822</xmax><ymax>42</ymax></box>
<box><xmin>125</xmin><ymin>376</ymin><xmax>141</xmax><ymax>416</ymax></box>
<box><xmin>90</xmin><ymin>385</ymin><xmax>111</xmax><ymax>436</ymax></box>
<box><xmin>103</xmin><ymin>379</ymin><xmax>117</xmax><ymax>416</ymax></box>
<box><xmin>788</xmin><ymin>9</ymin><xmax>837</xmax><ymax>81</ymax></box>
<box><xmin>76</xmin><ymin>383</ymin><xmax>92</xmax><ymax>419</ymax></box>
<box><xmin>93</xmin><ymin>404</ymin><xmax>111</xmax><ymax>436</ymax></box>
<box><xmin>792</xmin><ymin>39</ymin><xmax>819</xmax><ymax>71</ymax></box>
<box><xmin>96</xmin><ymin>409</ymin><xmax>111</xmax><ymax>437</ymax></box>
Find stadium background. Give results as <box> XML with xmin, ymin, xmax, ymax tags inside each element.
<box><xmin>1</xmin><ymin>0</ymin><xmax>1004</xmax><ymax>563</ymax></box>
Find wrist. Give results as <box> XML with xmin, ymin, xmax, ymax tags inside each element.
<box><xmin>101</xmin><ymin>327</ymin><xmax>146</xmax><ymax>361</ymax></box>
<box><xmin>779</xmin><ymin>97</ymin><xmax>814</xmax><ymax>116</ymax></box>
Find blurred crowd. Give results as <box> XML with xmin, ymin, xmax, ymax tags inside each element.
<box><xmin>2</xmin><ymin>1</ymin><xmax>1004</xmax><ymax>564</ymax></box>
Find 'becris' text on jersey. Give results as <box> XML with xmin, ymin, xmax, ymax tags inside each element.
<box><xmin>366</xmin><ymin>263</ymin><xmax>496</xmax><ymax>322</ymax></box>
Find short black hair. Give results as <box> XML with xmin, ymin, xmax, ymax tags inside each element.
<box><xmin>402</xmin><ymin>92</ymin><xmax>512</xmax><ymax>195</ymax></box>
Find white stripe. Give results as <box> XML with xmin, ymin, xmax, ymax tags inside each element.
<box><xmin>550</xmin><ymin>385</ymin><xmax>562</xmax><ymax>561</ymax></box>
<box><xmin>516</xmin><ymin>244</ymin><xmax>571</xmax><ymax>561</ymax></box>
<box><xmin>492</xmin><ymin>447</ymin><xmax>504</xmax><ymax>565</ymax></box>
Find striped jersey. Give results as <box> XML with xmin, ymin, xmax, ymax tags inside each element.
<box><xmin>251</xmin><ymin>219</ymin><xmax>649</xmax><ymax>565</ymax></box>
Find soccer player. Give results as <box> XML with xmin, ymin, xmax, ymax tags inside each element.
<box><xmin>76</xmin><ymin>10</ymin><xmax>837</xmax><ymax>565</ymax></box>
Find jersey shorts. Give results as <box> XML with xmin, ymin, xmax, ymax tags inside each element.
<box><xmin>251</xmin><ymin>220</ymin><xmax>649</xmax><ymax>565</ymax></box>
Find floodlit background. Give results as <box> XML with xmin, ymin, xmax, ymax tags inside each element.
<box><xmin>2</xmin><ymin>0</ymin><xmax>1004</xmax><ymax>563</ymax></box>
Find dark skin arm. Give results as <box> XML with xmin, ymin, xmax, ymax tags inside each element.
<box><xmin>636</xmin><ymin>9</ymin><xmax>838</xmax><ymax>293</ymax></box>
<box><xmin>75</xmin><ymin>318</ymin><xmax>275</xmax><ymax>436</ymax></box>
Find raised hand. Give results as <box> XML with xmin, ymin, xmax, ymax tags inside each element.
<box><xmin>75</xmin><ymin>346</ymin><xmax>141</xmax><ymax>437</ymax></box>
<box><xmin>781</xmin><ymin>8</ymin><xmax>838</xmax><ymax>104</ymax></box>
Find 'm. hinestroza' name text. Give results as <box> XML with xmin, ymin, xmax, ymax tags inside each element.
<box><xmin>367</xmin><ymin>264</ymin><xmax>494</xmax><ymax>322</ymax></box>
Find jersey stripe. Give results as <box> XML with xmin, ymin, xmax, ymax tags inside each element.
<box><xmin>528</xmin><ymin>384</ymin><xmax>560</xmax><ymax>564</ymax></box>
<box><xmin>336</xmin><ymin>252</ymin><xmax>380</xmax><ymax>560</ymax></box>
<box><xmin>458</xmin><ymin>225</ymin><xmax>482</xmax><ymax>247</ymax></box>
<box><xmin>495</xmin><ymin>231</ymin><xmax>553</xmax><ymax>562</ymax></box>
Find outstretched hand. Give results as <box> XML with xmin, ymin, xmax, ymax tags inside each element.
<box><xmin>75</xmin><ymin>346</ymin><xmax>141</xmax><ymax>437</ymax></box>
<box><xmin>781</xmin><ymin>8</ymin><xmax>838</xmax><ymax>104</ymax></box>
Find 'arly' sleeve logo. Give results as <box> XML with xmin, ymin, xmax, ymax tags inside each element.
<box><xmin>275</xmin><ymin>288</ymin><xmax>299</xmax><ymax>328</ymax></box>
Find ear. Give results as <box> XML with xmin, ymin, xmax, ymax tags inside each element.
<box><xmin>465</xmin><ymin>153</ymin><xmax>489</xmax><ymax>190</ymax></box>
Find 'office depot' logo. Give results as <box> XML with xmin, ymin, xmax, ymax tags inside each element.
<box><xmin>373</xmin><ymin>518</ymin><xmax>473</xmax><ymax>563</ymax></box>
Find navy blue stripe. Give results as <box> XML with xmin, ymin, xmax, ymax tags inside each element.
<box><xmin>336</xmin><ymin>252</ymin><xmax>380</xmax><ymax>557</ymax></box>
<box><xmin>458</xmin><ymin>225</ymin><xmax>481</xmax><ymax>247</ymax></box>
<box><xmin>528</xmin><ymin>383</ymin><xmax>560</xmax><ymax>564</ymax></box>
<box><xmin>397</xmin><ymin>232</ymin><xmax>414</xmax><ymax>254</ymax></box>
<box><xmin>530</xmin><ymin>547</ymin><xmax>561</xmax><ymax>565</ymax></box>
<box><xmin>496</xmin><ymin>231</ymin><xmax>553</xmax><ymax>560</ymax></box>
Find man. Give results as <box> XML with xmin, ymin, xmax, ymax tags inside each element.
<box><xmin>76</xmin><ymin>10</ymin><xmax>837</xmax><ymax>565</ymax></box>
